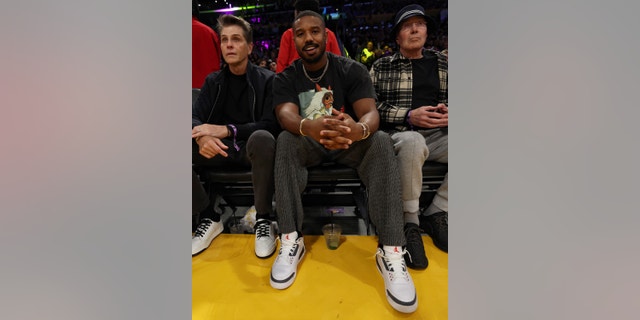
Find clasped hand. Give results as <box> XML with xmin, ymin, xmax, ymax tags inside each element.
<box><xmin>309</xmin><ymin>108</ymin><xmax>358</xmax><ymax>150</ymax></box>
<box><xmin>409</xmin><ymin>103</ymin><xmax>449</xmax><ymax>128</ymax></box>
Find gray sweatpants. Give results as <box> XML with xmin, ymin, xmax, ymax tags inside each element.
<box><xmin>274</xmin><ymin>131</ymin><xmax>405</xmax><ymax>246</ymax></box>
<box><xmin>391</xmin><ymin>128</ymin><xmax>448</xmax><ymax>215</ymax></box>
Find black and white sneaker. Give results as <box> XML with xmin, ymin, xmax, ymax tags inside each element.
<box><xmin>270</xmin><ymin>233</ymin><xmax>305</xmax><ymax>289</ymax></box>
<box><xmin>254</xmin><ymin>219</ymin><xmax>276</xmax><ymax>258</ymax></box>
<box><xmin>375</xmin><ymin>247</ymin><xmax>418</xmax><ymax>313</ymax></box>
<box><xmin>192</xmin><ymin>218</ymin><xmax>223</xmax><ymax>256</ymax></box>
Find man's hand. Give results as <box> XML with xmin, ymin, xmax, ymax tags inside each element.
<box><xmin>196</xmin><ymin>135</ymin><xmax>229</xmax><ymax>158</ymax></box>
<box><xmin>408</xmin><ymin>104</ymin><xmax>449</xmax><ymax>128</ymax></box>
<box><xmin>192</xmin><ymin>124</ymin><xmax>228</xmax><ymax>140</ymax></box>
<box><xmin>435</xmin><ymin>103</ymin><xmax>448</xmax><ymax>115</ymax></box>
<box><xmin>318</xmin><ymin>109</ymin><xmax>361</xmax><ymax>150</ymax></box>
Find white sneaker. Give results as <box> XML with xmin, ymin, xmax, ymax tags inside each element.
<box><xmin>270</xmin><ymin>233</ymin><xmax>305</xmax><ymax>289</ymax></box>
<box><xmin>375</xmin><ymin>247</ymin><xmax>418</xmax><ymax>313</ymax></box>
<box><xmin>192</xmin><ymin>218</ymin><xmax>223</xmax><ymax>256</ymax></box>
<box><xmin>254</xmin><ymin>219</ymin><xmax>276</xmax><ymax>258</ymax></box>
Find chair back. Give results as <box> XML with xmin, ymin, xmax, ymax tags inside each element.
<box><xmin>192</xmin><ymin>88</ymin><xmax>201</xmax><ymax>106</ymax></box>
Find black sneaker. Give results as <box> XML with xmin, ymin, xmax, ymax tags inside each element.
<box><xmin>403</xmin><ymin>223</ymin><xmax>428</xmax><ymax>270</ymax></box>
<box><xmin>423</xmin><ymin>211</ymin><xmax>448</xmax><ymax>252</ymax></box>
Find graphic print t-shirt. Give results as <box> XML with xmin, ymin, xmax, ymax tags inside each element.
<box><xmin>273</xmin><ymin>53</ymin><xmax>375</xmax><ymax>122</ymax></box>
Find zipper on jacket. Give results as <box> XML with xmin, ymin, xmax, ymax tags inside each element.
<box><xmin>248</xmin><ymin>80</ymin><xmax>256</xmax><ymax>122</ymax></box>
<box><xmin>205</xmin><ymin>83</ymin><xmax>222</xmax><ymax>123</ymax></box>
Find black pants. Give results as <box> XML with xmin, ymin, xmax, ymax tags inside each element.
<box><xmin>192</xmin><ymin>130</ymin><xmax>276</xmax><ymax>219</ymax></box>
<box><xmin>192</xmin><ymin>168</ymin><xmax>209</xmax><ymax>215</ymax></box>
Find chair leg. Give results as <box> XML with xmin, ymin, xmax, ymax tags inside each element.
<box><xmin>353</xmin><ymin>186</ymin><xmax>373</xmax><ymax>235</ymax></box>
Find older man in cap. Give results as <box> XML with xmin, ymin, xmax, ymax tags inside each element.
<box><xmin>370</xmin><ymin>4</ymin><xmax>448</xmax><ymax>270</ymax></box>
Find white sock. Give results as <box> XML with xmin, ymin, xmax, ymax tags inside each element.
<box><xmin>404</xmin><ymin>211</ymin><xmax>420</xmax><ymax>225</ymax></box>
<box><xmin>282</xmin><ymin>231</ymin><xmax>298</xmax><ymax>241</ymax></box>
<box><xmin>383</xmin><ymin>245</ymin><xmax>403</xmax><ymax>255</ymax></box>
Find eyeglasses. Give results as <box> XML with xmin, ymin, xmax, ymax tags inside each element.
<box><xmin>401</xmin><ymin>21</ymin><xmax>427</xmax><ymax>31</ymax></box>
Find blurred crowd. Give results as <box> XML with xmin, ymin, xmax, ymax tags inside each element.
<box><xmin>197</xmin><ymin>0</ymin><xmax>447</xmax><ymax>70</ymax></box>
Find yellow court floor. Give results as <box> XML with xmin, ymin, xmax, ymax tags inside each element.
<box><xmin>192</xmin><ymin>234</ymin><xmax>448</xmax><ymax>320</ymax></box>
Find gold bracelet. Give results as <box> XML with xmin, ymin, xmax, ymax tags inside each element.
<box><xmin>358</xmin><ymin>122</ymin><xmax>371</xmax><ymax>140</ymax></box>
<box><xmin>357</xmin><ymin>123</ymin><xmax>366</xmax><ymax>140</ymax></box>
<box><xmin>299</xmin><ymin>118</ymin><xmax>307</xmax><ymax>136</ymax></box>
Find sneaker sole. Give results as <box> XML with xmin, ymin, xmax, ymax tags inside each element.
<box><xmin>270</xmin><ymin>248</ymin><xmax>305</xmax><ymax>290</ymax></box>
<box><xmin>376</xmin><ymin>258</ymin><xmax>418</xmax><ymax>313</ymax></box>
<box><xmin>191</xmin><ymin>224</ymin><xmax>224</xmax><ymax>256</ymax></box>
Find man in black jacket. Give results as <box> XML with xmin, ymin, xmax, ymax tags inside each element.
<box><xmin>192</xmin><ymin>14</ymin><xmax>280</xmax><ymax>258</ymax></box>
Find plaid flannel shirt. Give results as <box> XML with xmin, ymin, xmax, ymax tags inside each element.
<box><xmin>370</xmin><ymin>49</ymin><xmax>447</xmax><ymax>132</ymax></box>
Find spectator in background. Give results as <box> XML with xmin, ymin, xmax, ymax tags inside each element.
<box><xmin>382</xmin><ymin>44</ymin><xmax>393</xmax><ymax>57</ymax></box>
<box><xmin>360</xmin><ymin>41</ymin><xmax>376</xmax><ymax>70</ymax></box>
<box><xmin>370</xmin><ymin>4</ymin><xmax>448</xmax><ymax>270</ymax></box>
<box><xmin>192</xmin><ymin>14</ymin><xmax>280</xmax><ymax>258</ymax></box>
<box><xmin>192</xmin><ymin>0</ymin><xmax>221</xmax><ymax>88</ymax></box>
<box><xmin>374</xmin><ymin>47</ymin><xmax>384</xmax><ymax>60</ymax></box>
<box><xmin>275</xmin><ymin>0</ymin><xmax>341</xmax><ymax>73</ymax></box>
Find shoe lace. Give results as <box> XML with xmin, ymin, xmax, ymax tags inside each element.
<box><xmin>255</xmin><ymin>220</ymin><xmax>270</xmax><ymax>239</ymax></box>
<box><xmin>376</xmin><ymin>249</ymin><xmax>410</xmax><ymax>282</ymax></box>
<box><xmin>194</xmin><ymin>219</ymin><xmax>213</xmax><ymax>238</ymax></box>
<box><xmin>277</xmin><ymin>236</ymin><xmax>299</xmax><ymax>263</ymax></box>
<box><xmin>404</xmin><ymin>249</ymin><xmax>414</xmax><ymax>264</ymax></box>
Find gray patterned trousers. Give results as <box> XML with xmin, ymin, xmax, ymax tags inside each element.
<box><xmin>274</xmin><ymin>130</ymin><xmax>406</xmax><ymax>246</ymax></box>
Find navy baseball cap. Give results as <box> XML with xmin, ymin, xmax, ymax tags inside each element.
<box><xmin>391</xmin><ymin>4</ymin><xmax>436</xmax><ymax>39</ymax></box>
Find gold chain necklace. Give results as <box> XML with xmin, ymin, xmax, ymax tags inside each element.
<box><xmin>302</xmin><ymin>58</ymin><xmax>329</xmax><ymax>83</ymax></box>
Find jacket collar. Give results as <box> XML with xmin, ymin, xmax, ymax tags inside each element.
<box><xmin>218</xmin><ymin>61</ymin><xmax>254</xmax><ymax>83</ymax></box>
<box><xmin>389</xmin><ymin>48</ymin><xmax>428</xmax><ymax>63</ymax></box>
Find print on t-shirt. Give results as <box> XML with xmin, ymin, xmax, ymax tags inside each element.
<box><xmin>300</xmin><ymin>84</ymin><xmax>333</xmax><ymax>120</ymax></box>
